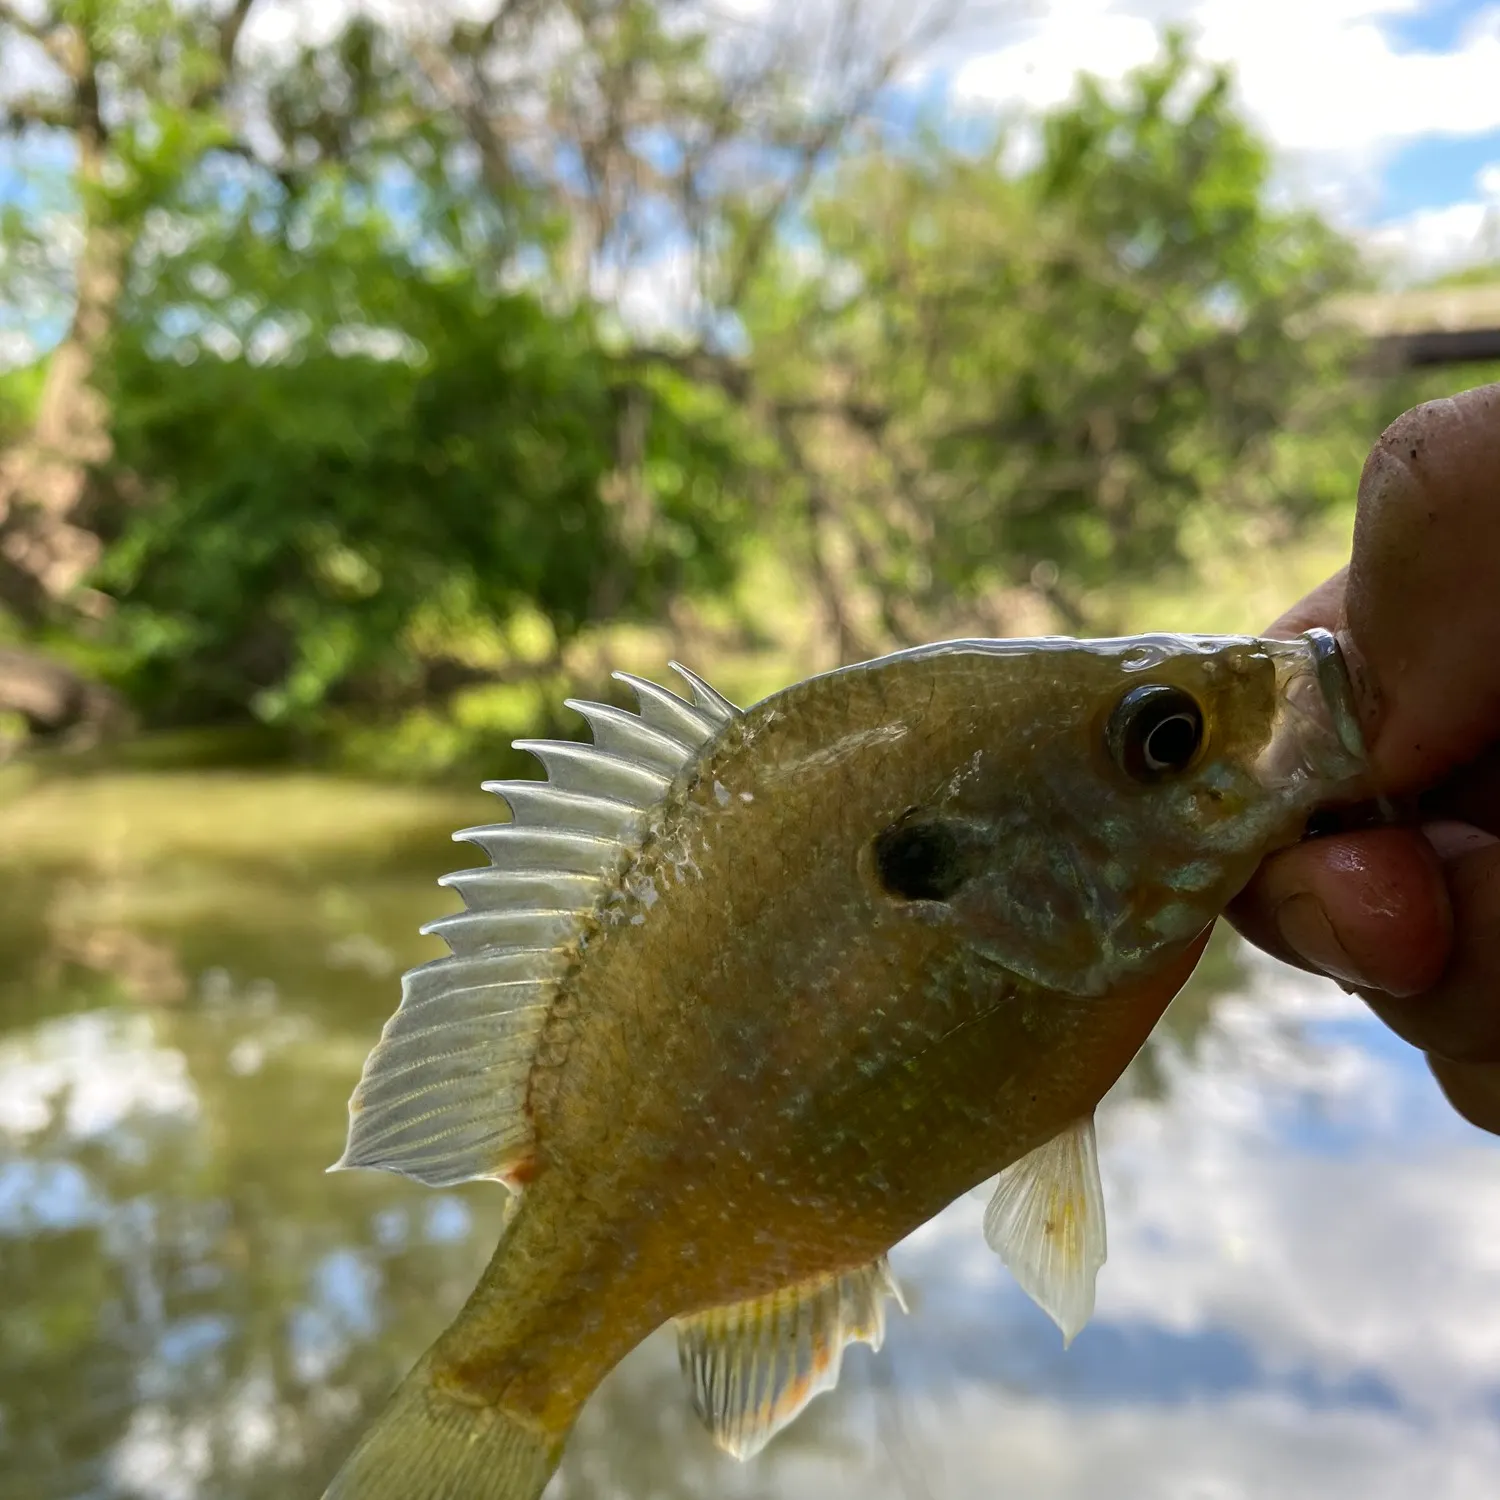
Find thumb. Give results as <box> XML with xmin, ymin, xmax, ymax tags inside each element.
<box><xmin>1342</xmin><ymin>382</ymin><xmax>1500</xmax><ymax>795</ymax></box>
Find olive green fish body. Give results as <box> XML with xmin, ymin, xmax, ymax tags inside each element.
<box><xmin>323</xmin><ymin>633</ymin><xmax>1366</xmax><ymax>1500</ymax></box>
<box><xmin>531</xmin><ymin>639</ymin><xmax>1313</xmax><ymax>1221</ymax></box>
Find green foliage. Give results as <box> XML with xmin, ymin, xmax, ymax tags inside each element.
<box><xmin>1</xmin><ymin>0</ymin><xmax>761</xmax><ymax>754</ymax></box>
<box><xmin>0</xmin><ymin>361</ymin><xmax>45</xmax><ymax>444</ymax></box>
<box><xmin>1428</xmin><ymin>260</ymin><xmax>1500</xmax><ymax>289</ymax></box>
<box><xmin>740</xmin><ymin>31</ymin><xmax>1366</xmax><ymax>631</ymax></box>
<box><xmin>98</xmin><ymin>229</ymin><xmax>744</xmax><ymax>727</ymax></box>
<box><xmin>0</xmin><ymin>6</ymin><xmax>1461</xmax><ymax>767</ymax></box>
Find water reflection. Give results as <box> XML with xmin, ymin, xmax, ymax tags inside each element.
<box><xmin>1</xmin><ymin>774</ymin><xmax>1496</xmax><ymax>1500</ymax></box>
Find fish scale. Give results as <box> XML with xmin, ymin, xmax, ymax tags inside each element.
<box><xmin>322</xmin><ymin>632</ymin><xmax>1367</xmax><ymax>1500</ymax></box>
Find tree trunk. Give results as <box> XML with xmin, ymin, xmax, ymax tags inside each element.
<box><xmin>0</xmin><ymin>644</ymin><xmax>127</xmax><ymax>741</ymax></box>
<box><xmin>0</xmin><ymin>125</ymin><xmax>125</xmax><ymax>625</ymax></box>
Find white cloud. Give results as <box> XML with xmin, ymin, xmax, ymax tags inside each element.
<box><xmin>950</xmin><ymin>1</ymin><xmax>1162</xmax><ymax>116</ymax></box>
<box><xmin>952</xmin><ymin>1</ymin><xmax>1500</xmax><ymax>231</ymax></box>
<box><xmin>954</xmin><ymin>1</ymin><xmax>1500</xmax><ymax>151</ymax></box>
<box><xmin>0</xmin><ymin>328</ymin><xmax>38</xmax><ymax>370</ymax></box>
<box><xmin>1365</xmin><ymin>199</ymin><xmax>1500</xmax><ymax>280</ymax></box>
<box><xmin>1362</xmin><ymin>158</ymin><xmax>1500</xmax><ymax>280</ymax></box>
<box><xmin>0</xmin><ymin>1010</ymin><xmax>198</xmax><ymax>1142</ymax></box>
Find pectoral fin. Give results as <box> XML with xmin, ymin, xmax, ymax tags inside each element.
<box><xmin>675</xmin><ymin>1258</ymin><xmax>906</xmax><ymax>1460</ymax></box>
<box><xmin>983</xmin><ymin>1114</ymin><xmax>1107</xmax><ymax>1346</ymax></box>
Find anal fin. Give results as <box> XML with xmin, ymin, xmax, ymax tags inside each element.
<box><xmin>675</xmin><ymin>1258</ymin><xmax>906</xmax><ymax>1460</ymax></box>
<box><xmin>983</xmin><ymin>1113</ymin><xmax>1107</xmax><ymax>1346</ymax></box>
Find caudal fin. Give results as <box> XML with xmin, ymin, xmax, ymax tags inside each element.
<box><xmin>322</xmin><ymin>1355</ymin><xmax>569</xmax><ymax>1500</ymax></box>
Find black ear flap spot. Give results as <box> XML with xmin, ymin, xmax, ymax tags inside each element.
<box><xmin>872</xmin><ymin>816</ymin><xmax>970</xmax><ymax>903</ymax></box>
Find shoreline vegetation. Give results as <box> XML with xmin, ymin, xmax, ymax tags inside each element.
<box><xmin>1</xmin><ymin>8</ymin><xmax>1496</xmax><ymax>786</ymax></box>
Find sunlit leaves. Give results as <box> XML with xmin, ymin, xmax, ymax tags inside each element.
<box><xmin>97</xmin><ymin>253</ymin><xmax>746</xmax><ymax>728</ymax></box>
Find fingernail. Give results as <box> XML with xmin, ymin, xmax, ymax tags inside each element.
<box><xmin>1422</xmin><ymin>820</ymin><xmax>1500</xmax><ymax>863</ymax></box>
<box><xmin>1274</xmin><ymin>892</ymin><xmax>1372</xmax><ymax>990</ymax></box>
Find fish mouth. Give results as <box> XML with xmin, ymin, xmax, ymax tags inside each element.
<box><xmin>1254</xmin><ymin>629</ymin><xmax>1369</xmax><ymax>799</ymax></box>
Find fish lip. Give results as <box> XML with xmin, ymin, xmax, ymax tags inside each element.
<box><xmin>1254</xmin><ymin>629</ymin><xmax>1369</xmax><ymax>798</ymax></box>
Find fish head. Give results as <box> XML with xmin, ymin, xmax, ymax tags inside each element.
<box><xmin>861</xmin><ymin>629</ymin><xmax>1367</xmax><ymax>997</ymax></box>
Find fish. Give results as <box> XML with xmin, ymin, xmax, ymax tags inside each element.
<box><xmin>321</xmin><ymin>629</ymin><xmax>1367</xmax><ymax>1500</ymax></box>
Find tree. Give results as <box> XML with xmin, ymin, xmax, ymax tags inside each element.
<box><xmin>1</xmin><ymin>13</ymin><xmax>1384</xmax><ymax>758</ymax></box>
<box><xmin>0</xmin><ymin>0</ymin><xmax>269</xmax><ymax>734</ymax></box>
<box><xmin>0</xmin><ymin>0</ymin><xmax>970</xmax><ymax>750</ymax></box>
<box><xmin>0</xmin><ymin>0</ymin><xmax>264</xmax><ymax>621</ymax></box>
<box><xmin>730</xmin><ymin>32</ymin><xmax>1366</xmax><ymax>654</ymax></box>
<box><xmin>98</xmin><ymin>226</ymin><xmax>745</xmax><ymax>731</ymax></box>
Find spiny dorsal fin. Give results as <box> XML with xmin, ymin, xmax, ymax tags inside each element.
<box><xmin>675</xmin><ymin>1259</ymin><xmax>906</xmax><ymax>1460</ymax></box>
<box><xmin>332</xmin><ymin>665</ymin><xmax>741</xmax><ymax>1189</ymax></box>
<box><xmin>667</xmin><ymin>660</ymin><xmax>739</xmax><ymax>724</ymax></box>
<box><xmin>983</xmin><ymin>1114</ymin><xmax>1107</xmax><ymax>1346</ymax></box>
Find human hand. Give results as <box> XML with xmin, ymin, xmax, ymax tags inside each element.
<box><xmin>1228</xmin><ymin>382</ymin><xmax>1500</xmax><ymax>1134</ymax></box>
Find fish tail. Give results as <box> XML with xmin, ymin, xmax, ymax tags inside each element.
<box><xmin>320</xmin><ymin>1352</ymin><xmax>570</xmax><ymax>1500</ymax></box>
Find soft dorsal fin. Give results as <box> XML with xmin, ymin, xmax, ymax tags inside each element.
<box><xmin>983</xmin><ymin>1114</ymin><xmax>1107</xmax><ymax>1346</ymax></box>
<box><xmin>675</xmin><ymin>1259</ymin><xmax>906</xmax><ymax>1460</ymax></box>
<box><xmin>331</xmin><ymin>665</ymin><xmax>741</xmax><ymax>1189</ymax></box>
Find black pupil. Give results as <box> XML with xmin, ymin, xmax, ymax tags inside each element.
<box><xmin>872</xmin><ymin>819</ymin><xmax>968</xmax><ymax>902</ymax></box>
<box><xmin>1145</xmin><ymin>712</ymin><xmax>1198</xmax><ymax>769</ymax></box>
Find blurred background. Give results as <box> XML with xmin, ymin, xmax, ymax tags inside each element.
<box><xmin>1</xmin><ymin>2</ymin><xmax>1498</xmax><ymax>1498</ymax></box>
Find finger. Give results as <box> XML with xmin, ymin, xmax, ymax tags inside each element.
<box><xmin>1341</xmin><ymin>382</ymin><xmax>1500</xmax><ymax>795</ymax></box>
<box><xmin>1358</xmin><ymin>832</ymin><xmax>1500</xmax><ymax>1065</ymax></box>
<box><xmin>1262</xmin><ymin>566</ymin><xmax>1348</xmax><ymax>641</ymax></box>
<box><xmin>1420</xmin><ymin>742</ymin><xmax>1500</xmax><ymax>835</ymax></box>
<box><xmin>1227</xmin><ymin>827</ymin><xmax>1451</xmax><ymax>998</ymax></box>
<box><xmin>1230</xmin><ymin>741</ymin><xmax>1500</xmax><ymax>990</ymax></box>
<box><xmin>1427</xmin><ymin>1055</ymin><xmax>1500</xmax><ymax>1136</ymax></box>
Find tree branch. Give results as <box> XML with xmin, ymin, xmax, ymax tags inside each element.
<box><xmin>181</xmin><ymin>0</ymin><xmax>260</xmax><ymax>109</ymax></box>
<box><xmin>218</xmin><ymin>0</ymin><xmax>259</xmax><ymax>71</ymax></box>
<box><xmin>69</xmin><ymin>22</ymin><xmax>108</xmax><ymax>146</ymax></box>
<box><xmin>408</xmin><ymin>33</ymin><xmax>521</xmax><ymax>205</ymax></box>
<box><xmin>772</xmin><ymin>405</ymin><xmax>869</xmax><ymax>665</ymax></box>
<box><xmin>0</xmin><ymin>3</ymin><xmax>82</xmax><ymax>89</ymax></box>
<box><xmin>628</xmin><ymin>343</ymin><xmax>890</xmax><ymax>434</ymax></box>
<box><xmin>463</xmin><ymin>0</ymin><xmax>543</xmax><ymax>55</ymax></box>
<box><xmin>0</xmin><ymin>643</ymin><xmax>126</xmax><ymax>739</ymax></box>
<box><xmin>0</xmin><ymin>1</ymin><xmax>52</xmax><ymax>45</ymax></box>
<box><xmin>628</xmin><ymin>344</ymin><xmax>752</xmax><ymax>399</ymax></box>
<box><xmin>224</xmin><ymin>139</ymin><xmax>301</xmax><ymax>198</ymax></box>
<box><xmin>1</xmin><ymin>92</ymin><xmax>76</xmax><ymax>131</ymax></box>
<box><xmin>720</xmin><ymin>0</ymin><xmax>965</xmax><ymax>309</ymax></box>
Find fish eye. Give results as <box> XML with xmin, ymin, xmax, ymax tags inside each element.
<box><xmin>872</xmin><ymin>817</ymin><xmax>969</xmax><ymax>903</ymax></box>
<box><xmin>1107</xmin><ymin>684</ymin><xmax>1205</xmax><ymax>782</ymax></box>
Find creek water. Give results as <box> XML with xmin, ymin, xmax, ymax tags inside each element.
<box><xmin>1</xmin><ymin>770</ymin><xmax>1496</xmax><ymax>1500</ymax></box>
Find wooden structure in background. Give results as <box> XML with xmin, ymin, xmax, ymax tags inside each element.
<box><xmin>1334</xmin><ymin>285</ymin><xmax>1500</xmax><ymax>368</ymax></box>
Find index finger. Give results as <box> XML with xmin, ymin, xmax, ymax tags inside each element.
<box><xmin>1263</xmin><ymin>567</ymin><xmax>1348</xmax><ymax>641</ymax></box>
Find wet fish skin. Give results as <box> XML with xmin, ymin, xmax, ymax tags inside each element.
<box><xmin>322</xmin><ymin>631</ymin><xmax>1365</xmax><ymax>1499</ymax></box>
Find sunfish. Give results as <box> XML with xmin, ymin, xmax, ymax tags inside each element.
<box><xmin>322</xmin><ymin>630</ymin><xmax>1366</xmax><ymax>1499</ymax></box>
